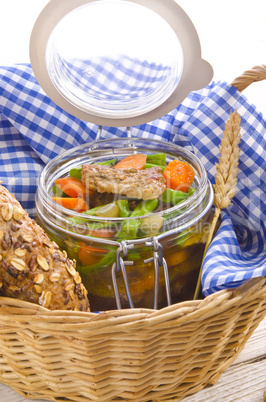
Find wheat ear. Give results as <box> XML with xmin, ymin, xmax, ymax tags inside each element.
<box><xmin>193</xmin><ymin>110</ymin><xmax>241</xmax><ymax>300</ymax></box>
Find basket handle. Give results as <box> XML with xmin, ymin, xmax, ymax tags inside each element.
<box><xmin>230</xmin><ymin>64</ymin><xmax>266</xmax><ymax>92</ymax></box>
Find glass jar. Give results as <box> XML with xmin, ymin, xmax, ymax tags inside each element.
<box><xmin>36</xmin><ymin>138</ymin><xmax>213</xmax><ymax>311</ymax></box>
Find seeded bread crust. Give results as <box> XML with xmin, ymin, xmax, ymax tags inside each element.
<box><xmin>0</xmin><ymin>185</ymin><xmax>90</xmax><ymax>311</ymax></box>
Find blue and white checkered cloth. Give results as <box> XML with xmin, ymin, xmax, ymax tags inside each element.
<box><xmin>60</xmin><ymin>56</ymin><xmax>171</xmax><ymax>101</ymax></box>
<box><xmin>0</xmin><ymin>63</ymin><xmax>265</xmax><ymax>296</ymax></box>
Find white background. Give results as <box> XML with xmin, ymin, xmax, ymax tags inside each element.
<box><xmin>0</xmin><ymin>0</ymin><xmax>266</xmax><ymax>113</ymax></box>
<box><xmin>0</xmin><ymin>3</ymin><xmax>265</xmax><ymax>401</ymax></box>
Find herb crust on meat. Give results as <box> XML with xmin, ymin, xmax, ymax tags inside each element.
<box><xmin>81</xmin><ymin>165</ymin><xmax>166</xmax><ymax>200</ymax></box>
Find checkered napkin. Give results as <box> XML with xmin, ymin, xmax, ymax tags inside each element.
<box><xmin>0</xmin><ymin>63</ymin><xmax>265</xmax><ymax>296</ymax></box>
<box><xmin>62</xmin><ymin>56</ymin><xmax>171</xmax><ymax>101</ymax></box>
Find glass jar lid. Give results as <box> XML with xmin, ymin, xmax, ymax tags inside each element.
<box><xmin>30</xmin><ymin>0</ymin><xmax>213</xmax><ymax>126</ymax></box>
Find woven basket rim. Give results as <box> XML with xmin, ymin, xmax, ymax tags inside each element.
<box><xmin>0</xmin><ymin>277</ymin><xmax>265</xmax><ymax>330</ymax></box>
<box><xmin>0</xmin><ymin>65</ymin><xmax>265</xmax><ymax>402</ymax></box>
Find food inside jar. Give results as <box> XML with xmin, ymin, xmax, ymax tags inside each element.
<box><xmin>46</xmin><ymin>226</ymin><xmax>208</xmax><ymax>311</ymax></box>
<box><xmin>45</xmin><ymin>152</ymin><xmax>209</xmax><ymax>311</ymax></box>
<box><xmin>52</xmin><ymin>153</ymin><xmax>195</xmax><ymax>213</ymax></box>
<box><xmin>52</xmin><ymin>152</ymin><xmax>197</xmax><ymax>241</ymax></box>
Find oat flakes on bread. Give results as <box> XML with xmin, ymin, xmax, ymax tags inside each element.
<box><xmin>0</xmin><ymin>185</ymin><xmax>90</xmax><ymax>311</ymax></box>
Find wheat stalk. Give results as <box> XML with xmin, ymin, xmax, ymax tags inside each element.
<box><xmin>193</xmin><ymin>110</ymin><xmax>241</xmax><ymax>300</ymax></box>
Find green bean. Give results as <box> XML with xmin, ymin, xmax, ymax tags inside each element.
<box><xmin>117</xmin><ymin>219</ymin><xmax>142</xmax><ymax>240</ymax></box>
<box><xmin>175</xmin><ymin>229</ymin><xmax>194</xmax><ymax>247</ymax></box>
<box><xmin>96</xmin><ymin>159</ymin><xmax>117</xmax><ymax>166</ymax></box>
<box><xmin>78</xmin><ymin>247</ymin><xmax>142</xmax><ymax>274</ymax></box>
<box><xmin>188</xmin><ymin>187</ymin><xmax>196</xmax><ymax>196</ymax></box>
<box><xmin>160</xmin><ymin>188</ymin><xmax>195</xmax><ymax>205</ymax></box>
<box><xmin>116</xmin><ymin>199</ymin><xmax>131</xmax><ymax>217</ymax></box>
<box><xmin>132</xmin><ymin>199</ymin><xmax>158</xmax><ymax>216</ymax></box>
<box><xmin>127</xmin><ymin>250</ymin><xmax>141</xmax><ymax>261</ymax></box>
<box><xmin>146</xmin><ymin>153</ymin><xmax>166</xmax><ymax>166</ymax></box>
<box><xmin>130</xmin><ymin>199</ymin><xmax>158</xmax><ymax>217</ymax></box>
<box><xmin>69</xmin><ymin>159</ymin><xmax>117</xmax><ymax>179</ymax></box>
<box><xmin>160</xmin><ymin>189</ymin><xmax>189</xmax><ymax>205</ymax></box>
<box><xmin>144</xmin><ymin>163</ymin><xmax>166</xmax><ymax>171</ymax></box>
<box><xmin>83</xmin><ymin>205</ymin><xmax>108</xmax><ymax>216</ymax></box>
<box><xmin>117</xmin><ymin>199</ymin><xmax>158</xmax><ymax>239</ymax></box>
<box><xmin>68</xmin><ymin>167</ymin><xmax>82</xmax><ymax>179</ymax></box>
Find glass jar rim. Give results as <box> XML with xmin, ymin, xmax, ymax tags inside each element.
<box><xmin>36</xmin><ymin>137</ymin><xmax>213</xmax><ymax>243</ymax></box>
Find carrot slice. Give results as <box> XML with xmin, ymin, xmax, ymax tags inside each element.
<box><xmin>87</xmin><ymin>228</ymin><xmax>116</xmax><ymax>238</ymax></box>
<box><xmin>54</xmin><ymin>177</ymin><xmax>93</xmax><ymax>199</ymax></box>
<box><xmin>163</xmin><ymin>160</ymin><xmax>195</xmax><ymax>192</ymax></box>
<box><xmin>52</xmin><ymin>197</ymin><xmax>89</xmax><ymax>212</ymax></box>
<box><xmin>78</xmin><ymin>242</ymin><xmax>108</xmax><ymax>266</ymax></box>
<box><xmin>164</xmin><ymin>249</ymin><xmax>187</xmax><ymax>268</ymax></box>
<box><xmin>114</xmin><ymin>153</ymin><xmax>147</xmax><ymax>170</ymax></box>
<box><xmin>129</xmin><ymin>275</ymin><xmax>155</xmax><ymax>295</ymax></box>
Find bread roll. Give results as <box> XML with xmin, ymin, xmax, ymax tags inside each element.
<box><xmin>0</xmin><ymin>185</ymin><xmax>90</xmax><ymax>311</ymax></box>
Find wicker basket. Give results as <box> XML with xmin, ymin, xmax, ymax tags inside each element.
<box><xmin>0</xmin><ymin>65</ymin><xmax>266</xmax><ymax>402</ymax></box>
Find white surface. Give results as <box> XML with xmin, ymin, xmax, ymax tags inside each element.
<box><xmin>0</xmin><ymin>0</ymin><xmax>266</xmax><ymax>113</ymax></box>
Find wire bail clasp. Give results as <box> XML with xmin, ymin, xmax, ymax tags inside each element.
<box><xmin>144</xmin><ymin>237</ymin><xmax>172</xmax><ymax>309</ymax></box>
<box><xmin>94</xmin><ymin>125</ymin><xmax>133</xmax><ymax>146</ymax></box>
<box><xmin>112</xmin><ymin>238</ymin><xmax>172</xmax><ymax>310</ymax></box>
<box><xmin>112</xmin><ymin>240</ymin><xmax>135</xmax><ymax>309</ymax></box>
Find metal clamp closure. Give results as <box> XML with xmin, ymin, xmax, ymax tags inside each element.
<box><xmin>112</xmin><ymin>241</ymin><xmax>135</xmax><ymax>309</ymax></box>
<box><xmin>111</xmin><ymin>238</ymin><xmax>172</xmax><ymax>310</ymax></box>
<box><xmin>144</xmin><ymin>237</ymin><xmax>171</xmax><ymax>309</ymax></box>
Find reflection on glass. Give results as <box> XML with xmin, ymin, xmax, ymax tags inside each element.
<box><xmin>46</xmin><ymin>0</ymin><xmax>183</xmax><ymax>118</ymax></box>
